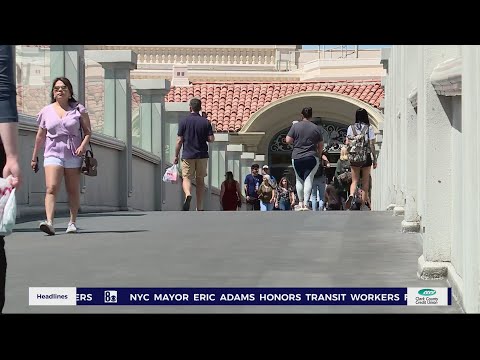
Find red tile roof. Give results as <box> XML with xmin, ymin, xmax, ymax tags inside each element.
<box><xmin>165</xmin><ymin>81</ymin><xmax>384</xmax><ymax>132</ymax></box>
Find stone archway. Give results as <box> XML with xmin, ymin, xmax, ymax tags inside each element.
<box><xmin>239</xmin><ymin>91</ymin><xmax>383</xmax><ymax>156</ymax></box>
<box><xmin>267</xmin><ymin>118</ymin><xmax>350</xmax><ymax>184</ymax></box>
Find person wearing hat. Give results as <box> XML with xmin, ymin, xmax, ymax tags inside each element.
<box><xmin>261</xmin><ymin>165</ymin><xmax>276</xmax><ymax>187</ymax></box>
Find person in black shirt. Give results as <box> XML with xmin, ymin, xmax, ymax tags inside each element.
<box><xmin>0</xmin><ymin>45</ymin><xmax>22</xmax><ymax>313</ymax></box>
<box><xmin>174</xmin><ymin>98</ymin><xmax>214</xmax><ymax>211</ymax></box>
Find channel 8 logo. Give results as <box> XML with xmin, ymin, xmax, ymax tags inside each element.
<box><xmin>104</xmin><ymin>290</ymin><xmax>118</xmax><ymax>303</ymax></box>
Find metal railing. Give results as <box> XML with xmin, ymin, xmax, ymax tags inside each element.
<box><xmin>319</xmin><ymin>45</ymin><xmax>359</xmax><ymax>59</ymax></box>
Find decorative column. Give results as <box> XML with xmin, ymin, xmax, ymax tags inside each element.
<box><xmin>400</xmin><ymin>46</ymin><xmax>419</xmax><ymax>231</ymax></box>
<box><xmin>205</xmin><ymin>142</ymin><xmax>213</xmax><ymax>211</ymax></box>
<box><xmin>85</xmin><ymin>50</ymin><xmax>137</xmax><ymax>210</ymax></box>
<box><xmin>165</xmin><ymin>102</ymin><xmax>190</xmax><ymax>209</ymax></box>
<box><xmin>372</xmin><ymin>123</ymin><xmax>383</xmax><ymax>210</ymax></box>
<box><xmin>131</xmin><ymin>79</ymin><xmax>170</xmax><ymax>210</ymax></box>
<box><xmin>394</xmin><ymin>46</ymin><xmax>405</xmax><ymax>216</ymax></box>
<box><xmin>380</xmin><ymin>48</ymin><xmax>396</xmax><ymax>211</ymax></box>
<box><xmin>462</xmin><ymin>45</ymin><xmax>480</xmax><ymax>312</ymax></box>
<box><xmin>417</xmin><ymin>46</ymin><xmax>459</xmax><ymax>278</ymax></box>
<box><xmin>226</xmin><ymin>144</ymin><xmax>244</xmax><ymax>186</ymax></box>
<box><xmin>402</xmin><ymin>91</ymin><xmax>420</xmax><ymax>232</ymax></box>
<box><xmin>210</xmin><ymin>133</ymin><xmax>230</xmax><ymax>189</ymax></box>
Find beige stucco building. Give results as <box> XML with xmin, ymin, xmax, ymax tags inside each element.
<box><xmin>16</xmin><ymin>45</ymin><xmax>385</xmax><ymax>193</ymax></box>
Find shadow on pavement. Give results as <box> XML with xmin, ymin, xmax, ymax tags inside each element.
<box><xmin>13</xmin><ymin>229</ymin><xmax>148</xmax><ymax>234</ymax></box>
<box><xmin>78</xmin><ymin>213</ymin><xmax>147</xmax><ymax>218</ymax></box>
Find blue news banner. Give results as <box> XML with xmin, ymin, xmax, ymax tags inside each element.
<box><xmin>67</xmin><ymin>287</ymin><xmax>451</xmax><ymax>306</ymax></box>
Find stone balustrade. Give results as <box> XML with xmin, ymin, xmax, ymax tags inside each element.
<box><xmin>86</xmin><ymin>45</ymin><xmax>282</xmax><ymax>66</ymax></box>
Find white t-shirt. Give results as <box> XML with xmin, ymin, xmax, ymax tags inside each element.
<box><xmin>347</xmin><ymin>123</ymin><xmax>375</xmax><ymax>141</ymax></box>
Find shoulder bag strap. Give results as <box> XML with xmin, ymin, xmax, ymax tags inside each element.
<box><xmin>351</xmin><ymin>124</ymin><xmax>358</xmax><ymax>136</ymax></box>
<box><xmin>77</xmin><ymin>105</ymin><xmax>94</xmax><ymax>154</ymax></box>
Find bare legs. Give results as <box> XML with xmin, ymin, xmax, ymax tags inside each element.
<box><xmin>44</xmin><ymin>165</ymin><xmax>81</xmax><ymax>224</ymax></box>
<box><xmin>347</xmin><ymin>165</ymin><xmax>371</xmax><ymax>208</ymax></box>
<box><xmin>44</xmin><ymin>165</ymin><xmax>63</xmax><ymax>223</ymax></box>
<box><xmin>64</xmin><ymin>168</ymin><xmax>81</xmax><ymax>223</ymax></box>
<box><xmin>195</xmin><ymin>176</ymin><xmax>205</xmax><ymax>210</ymax></box>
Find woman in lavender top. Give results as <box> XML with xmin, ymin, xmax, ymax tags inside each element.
<box><xmin>31</xmin><ymin>77</ymin><xmax>92</xmax><ymax>235</ymax></box>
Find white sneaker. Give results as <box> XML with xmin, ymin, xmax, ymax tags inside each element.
<box><xmin>66</xmin><ymin>222</ymin><xmax>78</xmax><ymax>233</ymax></box>
<box><xmin>39</xmin><ymin>220</ymin><xmax>55</xmax><ymax>235</ymax></box>
<box><xmin>294</xmin><ymin>205</ymin><xmax>303</xmax><ymax>211</ymax></box>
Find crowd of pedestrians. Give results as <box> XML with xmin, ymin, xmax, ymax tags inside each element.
<box><xmin>228</xmin><ymin>106</ymin><xmax>378</xmax><ymax>212</ymax></box>
<box><xmin>170</xmin><ymin>99</ymin><xmax>377</xmax><ymax>212</ymax></box>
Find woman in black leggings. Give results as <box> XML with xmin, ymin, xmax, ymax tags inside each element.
<box><xmin>345</xmin><ymin>108</ymin><xmax>377</xmax><ymax>210</ymax></box>
<box><xmin>285</xmin><ymin>107</ymin><xmax>324</xmax><ymax>211</ymax></box>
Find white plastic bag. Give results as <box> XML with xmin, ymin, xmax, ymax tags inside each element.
<box><xmin>162</xmin><ymin>164</ymin><xmax>179</xmax><ymax>183</ymax></box>
<box><xmin>0</xmin><ymin>176</ymin><xmax>17</xmax><ymax>236</ymax></box>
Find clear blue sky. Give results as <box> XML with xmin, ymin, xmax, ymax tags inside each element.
<box><xmin>302</xmin><ymin>45</ymin><xmax>391</xmax><ymax>50</ymax></box>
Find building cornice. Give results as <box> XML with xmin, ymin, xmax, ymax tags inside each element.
<box><xmin>430</xmin><ymin>57</ymin><xmax>462</xmax><ymax>96</ymax></box>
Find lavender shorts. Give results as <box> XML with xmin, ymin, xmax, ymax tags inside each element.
<box><xmin>44</xmin><ymin>156</ymin><xmax>83</xmax><ymax>169</ymax></box>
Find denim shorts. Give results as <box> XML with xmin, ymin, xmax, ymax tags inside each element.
<box><xmin>44</xmin><ymin>156</ymin><xmax>83</xmax><ymax>169</ymax></box>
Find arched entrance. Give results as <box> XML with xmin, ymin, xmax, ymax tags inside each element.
<box><xmin>268</xmin><ymin>118</ymin><xmax>349</xmax><ymax>184</ymax></box>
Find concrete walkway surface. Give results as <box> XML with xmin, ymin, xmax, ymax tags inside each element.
<box><xmin>4</xmin><ymin>210</ymin><xmax>463</xmax><ymax>313</ymax></box>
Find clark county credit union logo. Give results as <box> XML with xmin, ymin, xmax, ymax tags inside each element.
<box><xmin>418</xmin><ymin>289</ymin><xmax>436</xmax><ymax>296</ymax></box>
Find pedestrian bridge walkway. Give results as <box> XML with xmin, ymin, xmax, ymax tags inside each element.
<box><xmin>5</xmin><ymin>210</ymin><xmax>463</xmax><ymax>313</ymax></box>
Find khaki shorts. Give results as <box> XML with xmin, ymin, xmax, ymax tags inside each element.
<box><xmin>181</xmin><ymin>158</ymin><xmax>208</xmax><ymax>179</ymax></box>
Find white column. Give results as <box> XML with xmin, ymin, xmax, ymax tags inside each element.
<box><xmin>85</xmin><ymin>50</ymin><xmax>137</xmax><ymax>210</ymax></box>
<box><xmin>131</xmin><ymin>79</ymin><xmax>170</xmax><ymax>210</ymax></box>
<box><xmin>165</xmin><ymin>102</ymin><xmax>190</xmax><ymax>209</ymax></box>
<box><xmin>416</xmin><ymin>46</ymin><xmax>426</xmax><ymax>230</ymax></box>
<box><xmin>373</xmin><ymin>121</ymin><xmax>383</xmax><ymax>210</ymax></box>
<box><xmin>462</xmin><ymin>45</ymin><xmax>480</xmax><ymax>312</ymax></box>
<box><xmin>402</xmin><ymin>46</ymin><xmax>420</xmax><ymax>232</ymax></box>
<box><xmin>381</xmin><ymin>50</ymin><xmax>396</xmax><ymax>211</ymax></box>
<box><xmin>226</xmin><ymin>144</ymin><xmax>244</xmax><ymax>187</ymax></box>
<box><xmin>211</xmin><ymin>133</ymin><xmax>230</xmax><ymax>189</ymax></box>
<box><xmin>391</xmin><ymin>46</ymin><xmax>403</xmax><ymax>215</ymax></box>
<box><xmin>417</xmin><ymin>46</ymin><xmax>457</xmax><ymax>277</ymax></box>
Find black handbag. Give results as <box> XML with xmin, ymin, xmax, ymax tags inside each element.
<box><xmin>82</xmin><ymin>148</ymin><xmax>98</xmax><ymax>176</ymax></box>
<box><xmin>77</xmin><ymin>105</ymin><xmax>97</xmax><ymax>177</ymax></box>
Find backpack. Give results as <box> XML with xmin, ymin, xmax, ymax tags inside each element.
<box><xmin>347</xmin><ymin>124</ymin><xmax>370</xmax><ymax>167</ymax></box>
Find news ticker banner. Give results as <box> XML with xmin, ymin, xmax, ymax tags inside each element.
<box><xmin>28</xmin><ymin>287</ymin><xmax>451</xmax><ymax>306</ymax></box>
